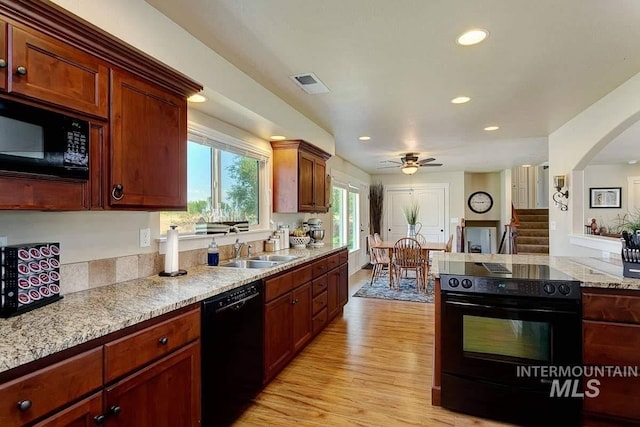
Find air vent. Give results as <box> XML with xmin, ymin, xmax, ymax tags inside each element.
<box><xmin>289</xmin><ymin>72</ymin><xmax>330</xmax><ymax>94</ymax></box>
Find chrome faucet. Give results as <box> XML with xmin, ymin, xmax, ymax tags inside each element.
<box><xmin>233</xmin><ymin>238</ymin><xmax>245</xmax><ymax>259</ymax></box>
<box><xmin>247</xmin><ymin>244</ymin><xmax>254</xmax><ymax>257</ymax></box>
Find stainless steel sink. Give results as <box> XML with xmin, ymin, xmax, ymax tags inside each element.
<box><xmin>247</xmin><ymin>255</ymin><xmax>299</xmax><ymax>262</ymax></box>
<box><xmin>219</xmin><ymin>259</ymin><xmax>282</xmax><ymax>269</ymax></box>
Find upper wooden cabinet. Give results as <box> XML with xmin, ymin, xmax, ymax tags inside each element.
<box><xmin>272</xmin><ymin>140</ymin><xmax>331</xmax><ymax>213</ymax></box>
<box><xmin>109</xmin><ymin>70</ymin><xmax>187</xmax><ymax>209</ymax></box>
<box><xmin>9</xmin><ymin>25</ymin><xmax>109</xmax><ymax>118</ymax></box>
<box><xmin>0</xmin><ymin>1</ymin><xmax>202</xmax><ymax>211</ymax></box>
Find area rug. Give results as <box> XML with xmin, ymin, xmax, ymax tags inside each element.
<box><xmin>353</xmin><ymin>272</ymin><xmax>434</xmax><ymax>303</ymax></box>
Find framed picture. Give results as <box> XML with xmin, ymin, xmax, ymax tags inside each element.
<box><xmin>589</xmin><ymin>187</ymin><xmax>622</xmax><ymax>208</ymax></box>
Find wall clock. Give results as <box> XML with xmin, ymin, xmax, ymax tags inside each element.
<box><xmin>468</xmin><ymin>191</ymin><xmax>493</xmax><ymax>214</ymax></box>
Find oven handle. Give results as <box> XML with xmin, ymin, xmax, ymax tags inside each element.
<box><xmin>444</xmin><ymin>299</ymin><xmax>578</xmax><ymax>315</ymax></box>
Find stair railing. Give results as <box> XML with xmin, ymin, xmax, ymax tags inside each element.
<box><xmin>498</xmin><ymin>204</ymin><xmax>520</xmax><ymax>254</ymax></box>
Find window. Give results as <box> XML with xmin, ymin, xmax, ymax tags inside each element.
<box><xmin>332</xmin><ymin>183</ymin><xmax>360</xmax><ymax>252</ymax></box>
<box><xmin>160</xmin><ymin>131</ymin><xmax>266</xmax><ymax>234</ymax></box>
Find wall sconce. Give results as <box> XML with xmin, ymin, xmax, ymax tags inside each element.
<box><xmin>552</xmin><ymin>175</ymin><xmax>568</xmax><ymax>211</ymax></box>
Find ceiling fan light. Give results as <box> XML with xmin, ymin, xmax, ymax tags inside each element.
<box><xmin>401</xmin><ymin>165</ymin><xmax>418</xmax><ymax>175</ymax></box>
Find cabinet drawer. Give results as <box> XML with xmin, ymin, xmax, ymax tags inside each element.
<box><xmin>0</xmin><ymin>347</ymin><xmax>102</xmax><ymax>426</ymax></box>
<box><xmin>327</xmin><ymin>253</ymin><xmax>341</xmax><ymax>271</ymax></box>
<box><xmin>583</xmin><ymin>290</ymin><xmax>640</xmax><ymax>324</ymax></box>
<box><xmin>292</xmin><ymin>264</ymin><xmax>313</xmax><ymax>287</ymax></box>
<box><xmin>312</xmin><ymin>307</ymin><xmax>328</xmax><ymax>335</ymax></box>
<box><xmin>105</xmin><ymin>308</ymin><xmax>200</xmax><ymax>382</ymax></box>
<box><xmin>339</xmin><ymin>250</ymin><xmax>348</xmax><ymax>264</ymax></box>
<box><xmin>313</xmin><ymin>291</ymin><xmax>328</xmax><ymax>315</ymax></box>
<box><xmin>265</xmin><ymin>272</ymin><xmax>293</xmax><ymax>302</ymax></box>
<box><xmin>312</xmin><ymin>259</ymin><xmax>328</xmax><ymax>277</ymax></box>
<box><xmin>312</xmin><ymin>275</ymin><xmax>328</xmax><ymax>296</ymax></box>
<box><xmin>583</xmin><ymin>320</ymin><xmax>640</xmax><ymax>366</ymax></box>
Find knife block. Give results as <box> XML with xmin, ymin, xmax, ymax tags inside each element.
<box><xmin>622</xmin><ymin>252</ymin><xmax>640</xmax><ymax>279</ymax></box>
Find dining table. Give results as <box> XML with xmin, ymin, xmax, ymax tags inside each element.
<box><xmin>372</xmin><ymin>240</ymin><xmax>447</xmax><ymax>288</ymax></box>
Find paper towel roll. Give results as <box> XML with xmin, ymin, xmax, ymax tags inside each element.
<box><xmin>165</xmin><ymin>226</ymin><xmax>179</xmax><ymax>273</ymax></box>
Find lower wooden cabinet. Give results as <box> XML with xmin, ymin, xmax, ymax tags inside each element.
<box><xmin>0</xmin><ymin>306</ymin><xmax>201</xmax><ymax>426</ymax></box>
<box><xmin>583</xmin><ymin>288</ymin><xmax>640</xmax><ymax>425</ymax></box>
<box><xmin>104</xmin><ymin>341</ymin><xmax>200</xmax><ymax>427</ymax></box>
<box><xmin>264</xmin><ymin>249</ymin><xmax>348</xmax><ymax>384</ymax></box>
<box><xmin>32</xmin><ymin>392</ymin><xmax>103</xmax><ymax>427</ymax></box>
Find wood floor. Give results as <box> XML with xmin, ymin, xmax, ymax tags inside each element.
<box><xmin>235</xmin><ymin>269</ymin><xmax>512</xmax><ymax>426</ymax></box>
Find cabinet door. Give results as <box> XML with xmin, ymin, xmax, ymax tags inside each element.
<box><xmin>105</xmin><ymin>341</ymin><xmax>200</xmax><ymax>427</ymax></box>
<box><xmin>338</xmin><ymin>263</ymin><xmax>349</xmax><ymax>308</ymax></box>
<box><xmin>327</xmin><ymin>268</ymin><xmax>340</xmax><ymax>320</ymax></box>
<box><xmin>264</xmin><ymin>292</ymin><xmax>293</xmax><ymax>382</ymax></box>
<box><xmin>0</xmin><ymin>19</ymin><xmax>6</xmax><ymax>91</ymax></box>
<box><xmin>10</xmin><ymin>26</ymin><xmax>108</xmax><ymax>117</ymax></box>
<box><xmin>33</xmin><ymin>392</ymin><xmax>103</xmax><ymax>427</ymax></box>
<box><xmin>313</xmin><ymin>158</ymin><xmax>327</xmax><ymax>211</ymax></box>
<box><xmin>110</xmin><ymin>70</ymin><xmax>186</xmax><ymax>209</ymax></box>
<box><xmin>292</xmin><ymin>282</ymin><xmax>312</xmax><ymax>353</ymax></box>
<box><xmin>298</xmin><ymin>151</ymin><xmax>315</xmax><ymax>212</ymax></box>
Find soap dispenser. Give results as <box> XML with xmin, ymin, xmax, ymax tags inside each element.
<box><xmin>207</xmin><ymin>238</ymin><xmax>219</xmax><ymax>266</ymax></box>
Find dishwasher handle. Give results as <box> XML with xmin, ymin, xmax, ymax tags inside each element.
<box><xmin>215</xmin><ymin>292</ymin><xmax>260</xmax><ymax>313</ymax></box>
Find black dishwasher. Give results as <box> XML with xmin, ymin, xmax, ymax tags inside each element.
<box><xmin>201</xmin><ymin>280</ymin><xmax>264</xmax><ymax>426</ymax></box>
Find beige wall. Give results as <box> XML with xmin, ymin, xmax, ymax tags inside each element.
<box><xmin>464</xmin><ymin>172</ymin><xmax>502</xmax><ymax>221</ymax></box>
<box><xmin>549</xmin><ymin>71</ymin><xmax>640</xmax><ymax>255</ymax></box>
<box><xmin>583</xmin><ymin>164</ymin><xmax>640</xmax><ymax>232</ymax></box>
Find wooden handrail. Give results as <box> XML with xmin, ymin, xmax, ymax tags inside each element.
<box><xmin>511</xmin><ymin>203</ymin><xmax>521</xmax><ymax>227</ymax></box>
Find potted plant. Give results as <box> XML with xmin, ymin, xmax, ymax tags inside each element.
<box><xmin>403</xmin><ymin>201</ymin><xmax>421</xmax><ymax>237</ymax></box>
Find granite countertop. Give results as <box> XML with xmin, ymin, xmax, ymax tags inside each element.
<box><xmin>431</xmin><ymin>252</ymin><xmax>640</xmax><ymax>290</ymax></box>
<box><xmin>0</xmin><ymin>244</ymin><xmax>347</xmax><ymax>375</ymax></box>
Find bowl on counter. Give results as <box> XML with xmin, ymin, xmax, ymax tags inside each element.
<box><xmin>289</xmin><ymin>236</ymin><xmax>310</xmax><ymax>248</ymax></box>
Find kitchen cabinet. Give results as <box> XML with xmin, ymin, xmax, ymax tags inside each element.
<box><xmin>104</xmin><ymin>342</ymin><xmax>200</xmax><ymax>427</ymax></box>
<box><xmin>9</xmin><ymin>25</ymin><xmax>109</xmax><ymax>118</ymax></box>
<box><xmin>264</xmin><ymin>249</ymin><xmax>348</xmax><ymax>383</ymax></box>
<box><xmin>108</xmin><ymin>69</ymin><xmax>187</xmax><ymax>209</ymax></box>
<box><xmin>0</xmin><ymin>1</ymin><xmax>201</xmax><ymax>211</ymax></box>
<box><xmin>272</xmin><ymin>140</ymin><xmax>331</xmax><ymax>213</ymax></box>
<box><xmin>0</xmin><ymin>305</ymin><xmax>201</xmax><ymax>426</ymax></box>
<box><xmin>582</xmin><ymin>288</ymin><xmax>640</xmax><ymax>425</ymax></box>
<box><xmin>264</xmin><ymin>271</ymin><xmax>312</xmax><ymax>383</ymax></box>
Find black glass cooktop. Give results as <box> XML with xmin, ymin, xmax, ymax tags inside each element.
<box><xmin>438</xmin><ymin>261</ymin><xmax>577</xmax><ymax>281</ymax></box>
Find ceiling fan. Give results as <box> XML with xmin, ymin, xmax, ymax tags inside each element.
<box><xmin>378</xmin><ymin>153</ymin><xmax>443</xmax><ymax>174</ymax></box>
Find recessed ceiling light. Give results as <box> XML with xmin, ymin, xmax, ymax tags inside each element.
<box><xmin>359</xmin><ymin>136</ymin><xmax>371</xmax><ymax>141</ymax></box>
<box><xmin>629</xmin><ymin>160</ymin><xmax>638</xmax><ymax>165</ymax></box>
<box><xmin>270</xmin><ymin>135</ymin><xmax>287</xmax><ymax>141</ymax></box>
<box><xmin>522</xmin><ymin>164</ymin><xmax>532</xmax><ymax>168</ymax></box>
<box><xmin>187</xmin><ymin>94</ymin><xmax>207</xmax><ymax>103</ymax></box>
<box><xmin>451</xmin><ymin>96</ymin><xmax>471</xmax><ymax>104</ymax></box>
<box><xmin>484</xmin><ymin>126</ymin><xmax>500</xmax><ymax>131</ymax></box>
<box><xmin>457</xmin><ymin>29</ymin><xmax>489</xmax><ymax>46</ymax></box>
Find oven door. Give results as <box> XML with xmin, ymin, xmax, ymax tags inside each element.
<box><xmin>442</xmin><ymin>291</ymin><xmax>581</xmax><ymax>387</ymax></box>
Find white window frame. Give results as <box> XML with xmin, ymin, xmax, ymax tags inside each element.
<box><xmin>332</xmin><ymin>179</ymin><xmax>361</xmax><ymax>253</ymax></box>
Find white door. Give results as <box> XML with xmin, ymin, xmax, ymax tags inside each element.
<box><xmin>511</xmin><ymin>167</ymin><xmax>529</xmax><ymax>209</ymax></box>
<box><xmin>628</xmin><ymin>176</ymin><xmax>640</xmax><ymax>211</ymax></box>
<box><xmin>385</xmin><ymin>186</ymin><xmax>447</xmax><ymax>243</ymax></box>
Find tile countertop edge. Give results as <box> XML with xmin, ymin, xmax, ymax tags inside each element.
<box><xmin>0</xmin><ymin>245</ymin><xmax>348</xmax><ymax>375</ymax></box>
<box><xmin>431</xmin><ymin>252</ymin><xmax>640</xmax><ymax>291</ymax></box>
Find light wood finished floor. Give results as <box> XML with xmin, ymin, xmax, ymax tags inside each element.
<box><xmin>235</xmin><ymin>269</ymin><xmax>513</xmax><ymax>426</ymax></box>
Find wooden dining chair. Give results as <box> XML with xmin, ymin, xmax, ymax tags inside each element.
<box><xmin>392</xmin><ymin>238</ymin><xmax>426</xmax><ymax>292</ymax></box>
<box><xmin>367</xmin><ymin>235</ymin><xmax>389</xmax><ymax>285</ymax></box>
<box><xmin>373</xmin><ymin>232</ymin><xmax>382</xmax><ymax>244</ymax></box>
<box><xmin>445</xmin><ymin>234</ymin><xmax>454</xmax><ymax>252</ymax></box>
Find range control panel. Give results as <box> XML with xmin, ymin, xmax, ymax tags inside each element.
<box><xmin>440</xmin><ymin>274</ymin><xmax>581</xmax><ymax>299</ymax></box>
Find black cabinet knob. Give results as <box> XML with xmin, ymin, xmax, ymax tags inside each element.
<box><xmin>94</xmin><ymin>414</ymin><xmax>106</xmax><ymax>424</ymax></box>
<box><xmin>17</xmin><ymin>400</ymin><xmax>31</xmax><ymax>411</ymax></box>
<box><xmin>109</xmin><ymin>405</ymin><xmax>121</xmax><ymax>416</ymax></box>
<box><xmin>159</xmin><ymin>336</ymin><xmax>169</xmax><ymax>345</ymax></box>
<box><xmin>16</xmin><ymin>66</ymin><xmax>27</xmax><ymax>75</ymax></box>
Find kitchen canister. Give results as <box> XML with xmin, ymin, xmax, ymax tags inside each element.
<box><xmin>279</xmin><ymin>225</ymin><xmax>290</xmax><ymax>248</ymax></box>
<box><xmin>160</xmin><ymin>226</ymin><xmax>187</xmax><ymax>276</ymax></box>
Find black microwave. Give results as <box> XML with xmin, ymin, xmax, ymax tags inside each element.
<box><xmin>0</xmin><ymin>98</ymin><xmax>90</xmax><ymax>180</ymax></box>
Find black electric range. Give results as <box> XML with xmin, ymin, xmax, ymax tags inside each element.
<box><xmin>439</xmin><ymin>261</ymin><xmax>581</xmax><ymax>299</ymax></box>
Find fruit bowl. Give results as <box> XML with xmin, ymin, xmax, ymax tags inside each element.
<box><xmin>289</xmin><ymin>236</ymin><xmax>310</xmax><ymax>248</ymax></box>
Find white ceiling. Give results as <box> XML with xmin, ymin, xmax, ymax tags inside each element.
<box><xmin>146</xmin><ymin>0</ymin><xmax>640</xmax><ymax>174</ymax></box>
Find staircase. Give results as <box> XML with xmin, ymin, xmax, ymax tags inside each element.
<box><xmin>515</xmin><ymin>208</ymin><xmax>549</xmax><ymax>254</ymax></box>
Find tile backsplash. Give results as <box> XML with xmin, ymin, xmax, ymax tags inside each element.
<box><xmin>59</xmin><ymin>239</ymin><xmax>266</xmax><ymax>294</ymax></box>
